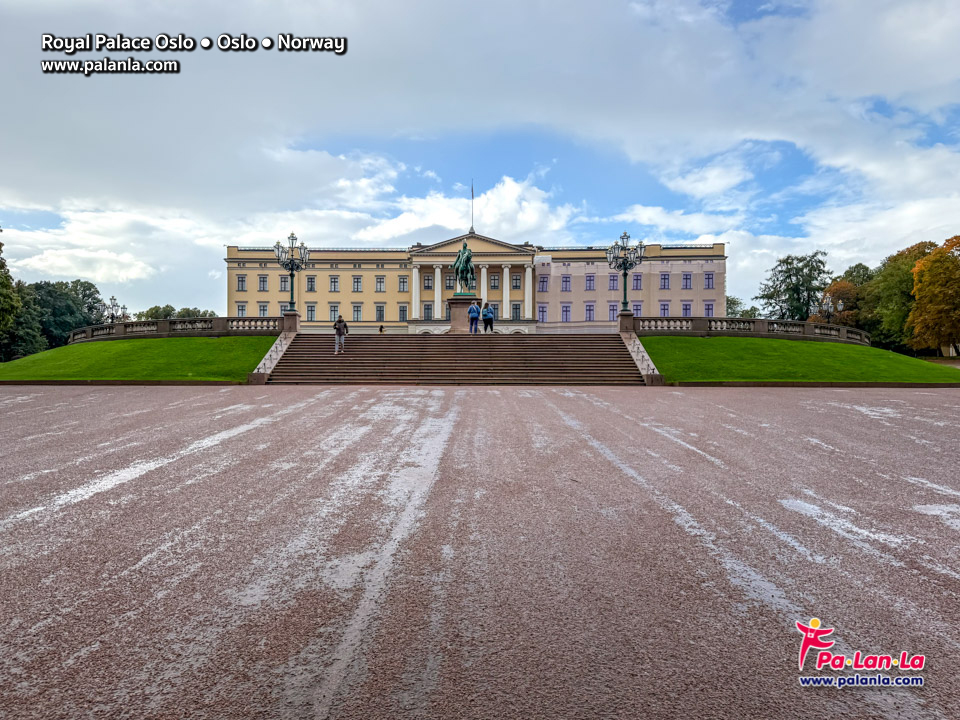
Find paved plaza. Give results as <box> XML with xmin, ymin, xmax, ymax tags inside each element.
<box><xmin>1</xmin><ymin>386</ymin><xmax>958</xmax><ymax>719</ymax></box>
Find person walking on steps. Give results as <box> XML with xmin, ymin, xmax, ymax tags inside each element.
<box><xmin>333</xmin><ymin>315</ymin><xmax>349</xmax><ymax>354</ymax></box>
<box><xmin>468</xmin><ymin>301</ymin><xmax>480</xmax><ymax>334</ymax></box>
<box><xmin>482</xmin><ymin>302</ymin><xmax>493</xmax><ymax>333</ymax></box>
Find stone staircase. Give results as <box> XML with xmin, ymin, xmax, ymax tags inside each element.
<box><xmin>266</xmin><ymin>334</ymin><xmax>644</xmax><ymax>385</ymax></box>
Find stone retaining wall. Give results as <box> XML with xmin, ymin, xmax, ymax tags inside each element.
<box><xmin>623</xmin><ymin>316</ymin><xmax>871</xmax><ymax>345</ymax></box>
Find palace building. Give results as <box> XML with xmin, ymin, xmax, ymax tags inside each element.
<box><xmin>225</xmin><ymin>233</ymin><xmax>726</xmax><ymax>333</ymax></box>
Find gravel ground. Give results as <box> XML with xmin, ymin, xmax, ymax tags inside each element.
<box><xmin>1</xmin><ymin>386</ymin><xmax>958</xmax><ymax>719</ymax></box>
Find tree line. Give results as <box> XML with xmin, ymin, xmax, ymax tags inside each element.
<box><xmin>0</xmin><ymin>239</ymin><xmax>216</xmax><ymax>362</ymax></box>
<box><xmin>726</xmin><ymin>235</ymin><xmax>960</xmax><ymax>355</ymax></box>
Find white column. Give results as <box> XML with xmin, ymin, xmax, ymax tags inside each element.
<box><xmin>524</xmin><ymin>264</ymin><xmax>533</xmax><ymax>320</ymax></box>
<box><xmin>412</xmin><ymin>266</ymin><xmax>420</xmax><ymax>319</ymax></box>
<box><xmin>434</xmin><ymin>265</ymin><xmax>443</xmax><ymax>316</ymax></box>
<box><xmin>502</xmin><ymin>264</ymin><xmax>511</xmax><ymax>320</ymax></box>
<box><xmin>479</xmin><ymin>265</ymin><xmax>489</xmax><ymax>305</ymax></box>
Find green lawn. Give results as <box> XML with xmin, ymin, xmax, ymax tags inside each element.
<box><xmin>0</xmin><ymin>336</ymin><xmax>276</xmax><ymax>382</ymax></box>
<box><xmin>641</xmin><ymin>336</ymin><xmax>960</xmax><ymax>384</ymax></box>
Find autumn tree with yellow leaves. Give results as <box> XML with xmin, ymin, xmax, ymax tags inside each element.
<box><xmin>907</xmin><ymin>236</ymin><xmax>960</xmax><ymax>356</ymax></box>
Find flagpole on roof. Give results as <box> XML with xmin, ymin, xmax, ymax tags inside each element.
<box><xmin>469</xmin><ymin>179</ymin><xmax>475</xmax><ymax>234</ymax></box>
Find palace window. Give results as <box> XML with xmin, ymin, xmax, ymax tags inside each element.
<box><xmin>682</xmin><ymin>273</ymin><xmax>692</xmax><ymax>290</ymax></box>
<box><xmin>280</xmin><ymin>276</ymin><xmax>289</xmax><ymax>293</ymax></box>
<box><xmin>585</xmin><ymin>274</ymin><xmax>595</xmax><ymax>291</ymax></box>
<box><xmin>236</xmin><ymin>275</ymin><xmax>246</xmax><ymax>291</ymax></box>
<box><xmin>445</xmin><ymin>274</ymin><xmax>455</xmax><ymax>290</ymax></box>
<box><xmin>423</xmin><ymin>303</ymin><xmax>433</xmax><ymax>321</ymax></box>
<box><xmin>585</xmin><ymin>304</ymin><xmax>595</xmax><ymax>322</ymax></box>
<box><xmin>538</xmin><ymin>305</ymin><xmax>547</xmax><ymax>322</ymax></box>
<box><xmin>352</xmin><ymin>305</ymin><xmax>362</xmax><ymax>322</ymax></box>
<box><xmin>561</xmin><ymin>304</ymin><xmax>571</xmax><ymax>323</ymax></box>
<box><xmin>329</xmin><ymin>304</ymin><xmax>339</xmax><ymax>322</ymax></box>
<box><xmin>633</xmin><ymin>302</ymin><xmax>642</xmax><ymax>316</ymax></box>
<box><xmin>608</xmin><ymin>304</ymin><xmax>618</xmax><ymax>322</ymax></box>
<box><xmin>306</xmin><ymin>276</ymin><xmax>316</xmax><ymax>292</ymax></box>
<box><xmin>399</xmin><ymin>276</ymin><xmax>408</xmax><ymax>292</ymax></box>
<box><xmin>258</xmin><ymin>303</ymin><xmax>268</xmax><ymax>317</ymax></box>
<box><xmin>660</xmin><ymin>302</ymin><xmax>670</xmax><ymax>317</ymax></box>
<box><xmin>512</xmin><ymin>274</ymin><xmax>521</xmax><ymax>290</ymax></box>
<box><xmin>489</xmin><ymin>303</ymin><xmax>499</xmax><ymax>320</ymax></box>
<box><xmin>424</xmin><ymin>275</ymin><xmax>434</xmax><ymax>290</ymax></box>
<box><xmin>511</xmin><ymin>303</ymin><xmax>521</xmax><ymax>321</ymax></box>
<box><xmin>561</xmin><ymin>275</ymin><xmax>571</xmax><ymax>292</ymax></box>
<box><xmin>660</xmin><ymin>273</ymin><xmax>670</xmax><ymax>290</ymax></box>
<box><xmin>632</xmin><ymin>274</ymin><xmax>642</xmax><ymax>291</ymax></box>
<box><xmin>704</xmin><ymin>302</ymin><xmax>714</xmax><ymax>317</ymax></box>
<box><xmin>280</xmin><ymin>303</ymin><xmax>289</xmax><ymax>313</ymax></box>
<box><xmin>258</xmin><ymin>275</ymin><xmax>268</xmax><ymax>292</ymax></box>
<box><xmin>469</xmin><ymin>278</ymin><xmax>476</xmax><ymax>290</ymax></box>
<box><xmin>490</xmin><ymin>274</ymin><xmax>500</xmax><ymax>290</ymax></box>
<box><xmin>330</xmin><ymin>276</ymin><xmax>340</xmax><ymax>292</ymax></box>
<box><xmin>682</xmin><ymin>303</ymin><xmax>692</xmax><ymax>317</ymax></box>
<box><xmin>307</xmin><ymin>304</ymin><xmax>316</xmax><ymax>322</ymax></box>
<box><xmin>704</xmin><ymin>272</ymin><xmax>715</xmax><ymax>290</ymax></box>
<box><xmin>375</xmin><ymin>276</ymin><xmax>385</xmax><ymax>293</ymax></box>
<box><xmin>398</xmin><ymin>304</ymin><xmax>408</xmax><ymax>322</ymax></box>
<box><xmin>609</xmin><ymin>274</ymin><xmax>618</xmax><ymax>291</ymax></box>
<box><xmin>236</xmin><ymin>303</ymin><xmax>247</xmax><ymax>317</ymax></box>
<box><xmin>352</xmin><ymin>276</ymin><xmax>362</xmax><ymax>292</ymax></box>
<box><xmin>538</xmin><ymin>276</ymin><xmax>549</xmax><ymax>292</ymax></box>
<box><xmin>376</xmin><ymin>304</ymin><xmax>385</xmax><ymax>322</ymax></box>
<box><xmin>445</xmin><ymin>303</ymin><xmax>451</xmax><ymax>321</ymax></box>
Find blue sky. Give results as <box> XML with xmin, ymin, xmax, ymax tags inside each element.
<box><xmin>1</xmin><ymin>0</ymin><xmax>959</xmax><ymax>312</ymax></box>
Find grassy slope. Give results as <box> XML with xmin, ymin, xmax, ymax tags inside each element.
<box><xmin>0</xmin><ymin>336</ymin><xmax>276</xmax><ymax>382</ymax></box>
<box><xmin>641</xmin><ymin>336</ymin><xmax>960</xmax><ymax>384</ymax></box>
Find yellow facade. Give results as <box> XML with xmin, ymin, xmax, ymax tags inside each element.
<box><xmin>225</xmin><ymin>233</ymin><xmax>727</xmax><ymax>331</ymax></box>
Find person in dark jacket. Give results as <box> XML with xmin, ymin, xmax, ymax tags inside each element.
<box><xmin>482</xmin><ymin>302</ymin><xmax>493</xmax><ymax>333</ymax></box>
<box><xmin>333</xmin><ymin>315</ymin><xmax>348</xmax><ymax>354</ymax></box>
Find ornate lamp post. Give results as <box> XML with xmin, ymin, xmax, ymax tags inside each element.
<box><xmin>607</xmin><ymin>231</ymin><xmax>645</xmax><ymax>313</ymax></box>
<box><xmin>816</xmin><ymin>293</ymin><xmax>843</xmax><ymax>323</ymax></box>
<box><xmin>98</xmin><ymin>295</ymin><xmax>126</xmax><ymax>324</ymax></box>
<box><xmin>273</xmin><ymin>232</ymin><xmax>310</xmax><ymax>312</ymax></box>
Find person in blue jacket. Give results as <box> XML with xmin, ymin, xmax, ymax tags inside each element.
<box><xmin>467</xmin><ymin>301</ymin><xmax>481</xmax><ymax>334</ymax></box>
<box><xmin>481</xmin><ymin>302</ymin><xmax>494</xmax><ymax>333</ymax></box>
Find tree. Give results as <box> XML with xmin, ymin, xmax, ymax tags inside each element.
<box><xmin>31</xmin><ymin>281</ymin><xmax>87</xmax><ymax>349</ymax></box>
<box><xmin>753</xmin><ymin>251</ymin><xmax>831</xmax><ymax>320</ymax></box>
<box><xmin>838</xmin><ymin>262</ymin><xmax>875</xmax><ymax>286</ymax></box>
<box><xmin>906</xmin><ymin>236</ymin><xmax>960</xmax><ymax>356</ymax></box>
<box><xmin>135</xmin><ymin>304</ymin><xmax>177</xmax><ymax>320</ymax></box>
<box><xmin>0</xmin><ymin>239</ymin><xmax>21</xmax><ymax>334</ymax></box>
<box><xmin>726</xmin><ymin>295</ymin><xmax>761</xmax><ymax>318</ymax></box>
<box><xmin>0</xmin><ymin>281</ymin><xmax>47</xmax><ymax>361</ymax></box>
<box><xmin>134</xmin><ymin>305</ymin><xmax>216</xmax><ymax>320</ymax></box>
<box><xmin>173</xmin><ymin>307</ymin><xmax>217</xmax><ymax>318</ymax></box>
<box><xmin>726</xmin><ymin>296</ymin><xmax>744</xmax><ymax>317</ymax></box>
<box><xmin>860</xmin><ymin>242</ymin><xmax>937</xmax><ymax>349</ymax></box>
<box><xmin>66</xmin><ymin>279</ymin><xmax>105</xmax><ymax>325</ymax></box>
<box><xmin>808</xmin><ymin>279</ymin><xmax>859</xmax><ymax>326</ymax></box>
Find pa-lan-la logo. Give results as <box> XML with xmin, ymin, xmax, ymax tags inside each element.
<box><xmin>796</xmin><ymin>618</ymin><xmax>925</xmax><ymax>672</ymax></box>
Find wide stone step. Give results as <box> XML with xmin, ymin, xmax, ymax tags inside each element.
<box><xmin>267</xmin><ymin>333</ymin><xmax>644</xmax><ymax>385</ymax></box>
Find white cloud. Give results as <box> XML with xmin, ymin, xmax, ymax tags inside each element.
<box><xmin>613</xmin><ymin>205</ymin><xmax>742</xmax><ymax>235</ymax></box>
<box><xmin>661</xmin><ymin>160</ymin><xmax>753</xmax><ymax>199</ymax></box>
<box><xmin>11</xmin><ymin>249</ymin><xmax>155</xmax><ymax>283</ymax></box>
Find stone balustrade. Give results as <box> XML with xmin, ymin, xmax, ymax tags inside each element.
<box><xmin>67</xmin><ymin>315</ymin><xmax>295</xmax><ymax>344</ymax></box>
<box><xmin>626</xmin><ymin>316</ymin><xmax>871</xmax><ymax>346</ymax></box>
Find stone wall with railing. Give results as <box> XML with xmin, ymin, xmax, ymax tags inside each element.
<box><xmin>68</xmin><ymin>315</ymin><xmax>296</xmax><ymax>344</ymax></box>
<box><xmin>627</xmin><ymin>316</ymin><xmax>870</xmax><ymax>345</ymax></box>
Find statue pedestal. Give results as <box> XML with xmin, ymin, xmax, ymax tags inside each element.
<box><xmin>448</xmin><ymin>295</ymin><xmax>479</xmax><ymax>335</ymax></box>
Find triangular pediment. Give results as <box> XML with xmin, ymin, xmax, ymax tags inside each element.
<box><xmin>410</xmin><ymin>232</ymin><xmax>536</xmax><ymax>257</ymax></box>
